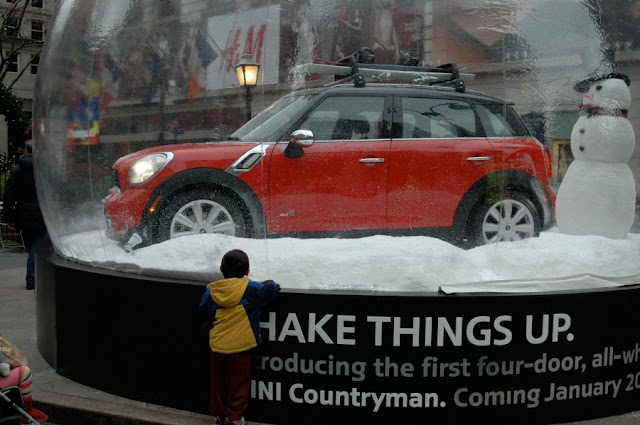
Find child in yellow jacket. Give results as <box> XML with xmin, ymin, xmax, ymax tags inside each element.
<box><xmin>198</xmin><ymin>249</ymin><xmax>280</xmax><ymax>425</ymax></box>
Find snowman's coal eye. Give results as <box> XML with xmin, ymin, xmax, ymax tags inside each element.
<box><xmin>580</xmin><ymin>128</ymin><xmax>585</xmax><ymax>134</ymax></box>
<box><xmin>596</xmin><ymin>85</ymin><xmax>602</xmax><ymax>90</ymax></box>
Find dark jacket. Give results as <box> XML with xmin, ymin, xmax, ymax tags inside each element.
<box><xmin>2</xmin><ymin>154</ymin><xmax>46</xmax><ymax>233</ymax></box>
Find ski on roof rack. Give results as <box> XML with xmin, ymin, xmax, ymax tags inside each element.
<box><xmin>290</xmin><ymin>47</ymin><xmax>474</xmax><ymax>92</ymax></box>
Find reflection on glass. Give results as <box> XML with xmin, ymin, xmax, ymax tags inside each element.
<box><xmin>231</xmin><ymin>93</ymin><xmax>316</xmax><ymax>142</ymax></box>
<box><xmin>31</xmin><ymin>0</ymin><xmax>639</xmax><ymax>290</ymax></box>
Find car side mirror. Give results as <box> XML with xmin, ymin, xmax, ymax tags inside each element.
<box><xmin>290</xmin><ymin>129</ymin><xmax>314</xmax><ymax>147</ymax></box>
<box><xmin>284</xmin><ymin>130</ymin><xmax>314</xmax><ymax>159</ymax></box>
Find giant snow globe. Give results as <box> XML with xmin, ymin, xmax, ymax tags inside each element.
<box><xmin>32</xmin><ymin>0</ymin><xmax>640</xmax><ymax>423</ymax></box>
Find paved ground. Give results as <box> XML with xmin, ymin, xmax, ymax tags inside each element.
<box><xmin>0</xmin><ymin>248</ymin><xmax>224</xmax><ymax>425</ymax></box>
<box><xmin>1</xmin><ymin>243</ymin><xmax>640</xmax><ymax>425</ymax></box>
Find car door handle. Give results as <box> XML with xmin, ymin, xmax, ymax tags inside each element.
<box><xmin>466</xmin><ymin>156</ymin><xmax>492</xmax><ymax>162</ymax></box>
<box><xmin>359</xmin><ymin>158</ymin><xmax>385</xmax><ymax>163</ymax></box>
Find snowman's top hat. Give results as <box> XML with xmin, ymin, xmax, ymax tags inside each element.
<box><xmin>573</xmin><ymin>72</ymin><xmax>631</xmax><ymax>93</ymax></box>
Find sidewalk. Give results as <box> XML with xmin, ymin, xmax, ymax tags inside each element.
<box><xmin>1</xmin><ymin>246</ymin><xmax>640</xmax><ymax>425</ymax></box>
<box><xmin>0</xmin><ymin>248</ymin><xmax>235</xmax><ymax>425</ymax></box>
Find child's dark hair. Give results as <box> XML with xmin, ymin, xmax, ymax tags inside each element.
<box><xmin>220</xmin><ymin>249</ymin><xmax>249</xmax><ymax>278</ymax></box>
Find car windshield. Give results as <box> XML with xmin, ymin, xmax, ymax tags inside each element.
<box><xmin>231</xmin><ymin>92</ymin><xmax>317</xmax><ymax>142</ymax></box>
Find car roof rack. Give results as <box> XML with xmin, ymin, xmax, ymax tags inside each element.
<box><xmin>290</xmin><ymin>47</ymin><xmax>474</xmax><ymax>92</ymax></box>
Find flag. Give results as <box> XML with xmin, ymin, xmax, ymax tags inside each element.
<box><xmin>188</xmin><ymin>29</ymin><xmax>218</xmax><ymax>101</ymax></box>
<box><xmin>142</xmin><ymin>41</ymin><xmax>161</xmax><ymax>106</ymax></box>
<box><xmin>100</xmin><ymin>52</ymin><xmax>121</xmax><ymax>109</ymax></box>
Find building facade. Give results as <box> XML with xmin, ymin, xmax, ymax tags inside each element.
<box><xmin>94</xmin><ymin>0</ymin><xmax>640</xmax><ymax>197</ymax></box>
<box><xmin>0</xmin><ymin>0</ymin><xmax>57</xmax><ymax>156</ymax></box>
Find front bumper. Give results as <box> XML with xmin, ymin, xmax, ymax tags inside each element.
<box><xmin>103</xmin><ymin>186</ymin><xmax>153</xmax><ymax>242</ymax></box>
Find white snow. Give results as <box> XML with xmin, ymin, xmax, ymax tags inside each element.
<box><xmin>57</xmin><ymin>228</ymin><xmax>640</xmax><ymax>294</ymax></box>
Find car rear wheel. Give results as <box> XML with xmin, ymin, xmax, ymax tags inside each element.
<box><xmin>470</xmin><ymin>192</ymin><xmax>540</xmax><ymax>246</ymax></box>
<box><xmin>155</xmin><ymin>189</ymin><xmax>247</xmax><ymax>242</ymax></box>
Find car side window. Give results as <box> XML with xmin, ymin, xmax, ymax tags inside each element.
<box><xmin>476</xmin><ymin>103</ymin><xmax>531</xmax><ymax>137</ymax></box>
<box><xmin>400</xmin><ymin>97</ymin><xmax>477</xmax><ymax>138</ymax></box>
<box><xmin>297</xmin><ymin>96</ymin><xmax>386</xmax><ymax>141</ymax></box>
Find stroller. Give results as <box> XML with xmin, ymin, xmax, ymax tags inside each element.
<box><xmin>0</xmin><ymin>387</ymin><xmax>40</xmax><ymax>425</ymax></box>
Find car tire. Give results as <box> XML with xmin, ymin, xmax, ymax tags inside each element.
<box><xmin>154</xmin><ymin>189</ymin><xmax>247</xmax><ymax>242</ymax></box>
<box><xmin>469</xmin><ymin>192</ymin><xmax>540</xmax><ymax>246</ymax></box>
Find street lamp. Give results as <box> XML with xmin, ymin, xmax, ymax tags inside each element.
<box><xmin>235</xmin><ymin>55</ymin><xmax>261</xmax><ymax>122</ymax></box>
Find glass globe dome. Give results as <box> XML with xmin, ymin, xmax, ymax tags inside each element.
<box><xmin>31</xmin><ymin>0</ymin><xmax>640</xmax><ymax>290</ymax></box>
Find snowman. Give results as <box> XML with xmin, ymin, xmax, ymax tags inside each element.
<box><xmin>556</xmin><ymin>73</ymin><xmax>636</xmax><ymax>239</ymax></box>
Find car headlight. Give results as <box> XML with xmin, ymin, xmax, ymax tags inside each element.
<box><xmin>128</xmin><ymin>153</ymin><xmax>173</xmax><ymax>184</ymax></box>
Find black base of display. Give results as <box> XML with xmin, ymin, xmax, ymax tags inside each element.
<box><xmin>35</xmin><ymin>244</ymin><xmax>212</xmax><ymax>413</ymax></box>
<box><xmin>36</xmin><ymin>242</ymin><xmax>640</xmax><ymax>425</ymax></box>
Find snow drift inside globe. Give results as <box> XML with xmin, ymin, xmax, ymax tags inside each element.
<box><xmin>31</xmin><ymin>0</ymin><xmax>640</xmax><ymax>292</ymax></box>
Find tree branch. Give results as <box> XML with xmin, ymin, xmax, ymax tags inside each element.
<box><xmin>7</xmin><ymin>45</ymin><xmax>41</xmax><ymax>89</ymax></box>
<box><xmin>0</xmin><ymin>0</ymin><xmax>36</xmax><ymax>82</ymax></box>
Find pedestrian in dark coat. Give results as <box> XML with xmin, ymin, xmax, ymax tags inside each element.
<box><xmin>2</xmin><ymin>140</ymin><xmax>47</xmax><ymax>289</ymax></box>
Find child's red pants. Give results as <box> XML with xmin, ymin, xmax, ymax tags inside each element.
<box><xmin>210</xmin><ymin>350</ymin><xmax>252</xmax><ymax>421</ymax></box>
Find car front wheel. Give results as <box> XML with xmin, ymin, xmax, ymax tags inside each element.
<box><xmin>470</xmin><ymin>192</ymin><xmax>540</xmax><ymax>246</ymax></box>
<box><xmin>155</xmin><ymin>189</ymin><xmax>246</xmax><ymax>242</ymax></box>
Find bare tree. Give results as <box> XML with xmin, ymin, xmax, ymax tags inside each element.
<box><xmin>0</xmin><ymin>0</ymin><xmax>44</xmax><ymax>88</ymax></box>
<box><xmin>0</xmin><ymin>0</ymin><xmax>44</xmax><ymax>145</ymax></box>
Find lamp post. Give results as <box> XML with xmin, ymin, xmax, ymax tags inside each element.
<box><xmin>235</xmin><ymin>55</ymin><xmax>261</xmax><ymax>122</ymax></box>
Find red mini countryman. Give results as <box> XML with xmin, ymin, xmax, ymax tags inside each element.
<box><xmin>104</xmin><ymin>66</ymin><xmax>555</xmax><ymax>249</ymax></box>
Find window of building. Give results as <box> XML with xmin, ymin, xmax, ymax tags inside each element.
<box><xmin>6</xmin><ymin>51</ymin><xmax>19</xmax><ymax>73</ymax></box>
<box><xmin>5</xmin><ymin>0</ymin><xmax>42</xmax><ymax>7</ymax></box>
<box><xmin>5</xmin><ymin>17</ymin><xmax>19</xmax><ymax>37</ymax></box>
<box><xmin>31</xmin><ymin>21</ymin><xmax>43</xmax><ymax>41</ymax></box>
<box><xmin>31</xmin><ymin>53</ymin><xmax>39</xmax><ymax>75</ymax></box>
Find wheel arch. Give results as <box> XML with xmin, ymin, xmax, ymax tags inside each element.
<box><xmin>453</xmin><ymin>169</ymin><xmax>554</xmax><ymax>240</ymax></box>
<box><xmin>140</xmin><ymin>168</ymin><xmax>266</xmax><ymax>240</ymax></box>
